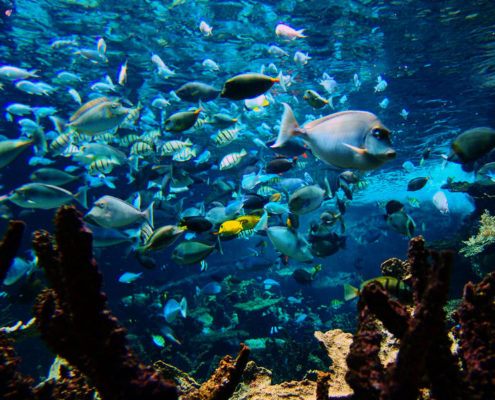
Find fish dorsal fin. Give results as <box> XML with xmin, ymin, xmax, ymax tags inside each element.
<box><xmin>70</xmin><ymin>97</ymin><xmax>110</xmax><ymax>122</ymax></box>
<box><xmin>304</xmin><ymin>110</ymin><xmax>369</xmax><ymax>131</ymax></box>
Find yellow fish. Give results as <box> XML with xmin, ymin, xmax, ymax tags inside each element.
<box><xmin>214</xmin><ymin>220</ymin><xmax>244</xmax><ymax>236</ymax></box>
<box><xmin>235</xmin><ymin>215</ymin><xmax>260</xmax><ymax>230</ymax></box>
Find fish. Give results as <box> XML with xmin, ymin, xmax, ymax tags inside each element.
<box><xmin>6</xmin><ymin>183</ymin><xmax>87</xmax><ymax>209</ymax></box>
<box><xmin>199</xmin><ymin>21</ymin><xmax>213</xmax><ymax>36</ymax></box>
<box><xmin>220</xmin><ymin>73</ymin><xmax>279</xmax><ymax>100</ymax></box>
<box><xmin>118</xmin><ymin>272</ymin><xmax>143</xmax><ymax>284</ymax></box>
<box><xmin>0</xmin><ymin>139</ymin><xmax>34</xmax><ymax>169</ymax></box>
<box><xmin>288</xmin><ymin>185</ymin><xmax>325</xmax><ymax>215</ymax></box>
<box><xmin>164</xmin><ymin>108</ymin><xmax>201</xmax><ymax>132</ymax></box>
<box><xmin>85</xmin><ymin>195</ymin><xmax>153</xmax><ymax>229</ymax></box>
<box><xmin>447</xmin><ymin>127</ymin><xmax>495</xmax><ymax>164</ymax></box>
<box><xmin>266</xmin><ymin>226</ymin><xmax>313</xmax><ymax>262</ymax></box>
<box><xmin>268</xmin><ymin>45</ymin><xmax>289</xmax><ymax>57</ymax></box>
<box><xmin>3</xmin><ymin>257</ymin><xmax>36</xmax><ymax>285</ymax></box>
<box><xmin>0</xmin><ymin>66</ymin><xmax>38</xmax><ymax>81</ymax></box>
<box><xmin>57</xmin><ymin>97</ymin><xmax>131</xmax><ymax>135</ymax></box>
<box><xmin>87</xmin><ymin>224</ymin><xmax>132</xmax><ymax>248</ymax></box>
<box><xmin>386</xmin><ymin>211</ymin><xmax>416</xmax><ymax>237</ymax></box>
<box><xmin>208</xmin><ymin>114</ymin><xmax>238</xmax><ymax>129</ymax></box>
<box><xmin>219</xmin><ymin>149</ymin><xmax>247</xmax><ymax>170</ymax></box>
<box><xmin>275</xmin><ymin>23</ymin><xmax>306</xmax><ymax>40</ymax></box>
<box><xmin>432</xmin><ymin>191</ymin><xmax>449</xmax><ymax>214</ymax></box>
<box><xmin>196</xmin><ymin>282</ymin><xmax>222</xmax><ymax>295</ymax></box>
<box><xmin>179</xmin><ymin>216</ymin><xmax>213</xmax><ymax>233</ymax></box>
<box><xmin>214</xmin><ymin>220</ymin><xmax>244</xmax><ymax>236</ymax></box>
<box><xmin>293</xmin><ymin>51</ymin><xmax>310</xmax><ymax>66</ymax></box>
<box><xmin>407</xmin><ymin>177</ymin><xmax>429</xmax><ymax>191</ymax></box>
<box><xmin>30</xmin><ymin>168</ymin><xmax>80</xmax><ymax>186</ymax></box>
<box><xmin>202</xmin><ymin>59</ymin><xmax>220</xmax><ymax>71</ymax></box>
<box><xmin>272</xmin><ymin>103</ymin><xmax>396</xmax><ymax>170</ymax></box>
<box><xmin>303</xmin><ymin>90</ymin><xmax>328</xmax><ymax>109</ymax></box>
<box><xmin>171</xmin><ymin>240</ymin><xmax>218</xmax><ymax>265</ymax></box>
<box><xmin>292</xmin><ymin>265</ymin><xmax>321</xmax><ymax>284</ymax></box>
<box><xmin>266</xmin><ymin>157</ymin><xmax>296</xmax><ymax>174</ymax></box>
<box><xmin>163</xmin><ymin>297</ymin><xmax>187</xmax><ymax>323</ymax></box>
<box><xmin>176</xmin><ymin>82</ymin><xmax>220</xmax><ymax>102</ymax></box>
<box><xmin>136</xmin><ymin>225</ymin><xmax>185</xmax><ymax>252</ymax></box>
<box><xmin>344</xmin><ymin>276</ymin><xmax>412</xmax><ymax>302</ymax></box>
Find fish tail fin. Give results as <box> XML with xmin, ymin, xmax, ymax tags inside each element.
<box><xmin>185</xmin><ymin>138</ymin><xmax>192</xmax><ymax>145</ymax></box>
<box><xmin>50</xmin><ymin>116</ymin><xmax>67</xmax><ymax>134</ymax></box>
<box><xmin>74</xmin><ymin>186</ymin><xmax>88</xmax><ymax>209</ymax></box>
<box><xmin>296</xmin><ymin>29</ymin><xmax>306</xmax><ymax>38</ymax></box>
<box><xmin>179</xmin><ymin>297</ymin><xmax>187</xmax><ymax>318</ymax></box>
<box><xmin>271</xmin><ymin>103</ymin><xmax>301</xmax><ymax>148</ymax></box>
<box><xmin>143</xmin><ymin>202</ymin><xmax>154</xmax><ymax>229</ymax></box>
<box><xmin>344</xmin><ymin>283</ymin><xmax>359</xmax><ymax>301</ymax></box>
<box><xmin>240</xmin><ymin>148</ymin><xmax>247</xmax><ymax>156</ymax></box>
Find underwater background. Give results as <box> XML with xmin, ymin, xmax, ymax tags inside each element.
<box><xmin>0</xmin><ymin>0</ymin><xmax>494</xmax><ymax>386</ymax></box>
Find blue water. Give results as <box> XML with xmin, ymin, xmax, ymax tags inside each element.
<box><xmin>0</xmin><ymin>0</ymin><xmax>494</xmax><ymax>384</ymax></box>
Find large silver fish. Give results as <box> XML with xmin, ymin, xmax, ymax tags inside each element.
<box><xmin>85</xmin><ymin>195</ymin><xmax>153</xmax><ymax>229</ymax></box>
<box><xmin>288</xmin><ymin>185</ymin><xmax>325</xmax><ymax>215</ymax></box>
<box><xmin>272</xmin><ymin>103</ymin><xmax>396</xmax><ymax>170</ymax></box>
<box><xmin>266</xmin><ymin>226</ymin><xmax>314</xmax><ymax>263</ymax></box>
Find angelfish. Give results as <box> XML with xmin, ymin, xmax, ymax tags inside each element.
<box><xmin>272</xmin><ymin>103</ymin><xmax>396</xmax><ymax>170</ymax></box>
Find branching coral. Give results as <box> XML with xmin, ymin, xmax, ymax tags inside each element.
<box><xmin>31</xmin><ymin>205</ymin><xmax>177</xmax><ymax>400</ymax></box>
<box><xmin>460</xmin><ymin>210</ymin><xmax>495</xmax><ymax>257</ymax></box>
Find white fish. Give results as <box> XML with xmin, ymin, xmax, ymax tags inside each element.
<box><xmin>202</xmin><ymin>58</ymin><xmax>220</xmax><ymax>71</ymax></box>
<box><xmin>118</xmin><ymin>272</ymin><xmax>142</xmax><ymax>284</ymax></box>
<box><xmin>15</xmin><ymin>81</ymin><xmax>49</xmax><ymax>96</ymax></box>
<box><xmin>353</xmin><ymin>73</ymin><xmax>361</xmax><ymax>89</ymax></box>
<box><xmin>151</xmin><ymin>54</ymin><xmax>175</xmax><ymax>78</ymax></box>
<box><xmin>151</xmin><ymin>97</ymin><xmax>170</xmax><ymax>109</ymax></box>
<box><xmin>118</xmin><ymin>60</ymin><xmax>127</xmax><ymax>86</ymax></box>
<box><xmin>293</xmin><ymin>51</ymin><xmax>310</xmax><ymax>66</ymax></box>
<box><xmin>432</xmin><ymin>191</ymin><xmax>449</xmax><ymax>214</ymax></box>
<box><xmin>267</xmin><ymin>226</ymin><xmax>313</xmax><ymax>262</ymax></box>
<box><xmin>268</xmin><ymin>45</ymin><xmax>289</xmax><ymax>57</ymax></box>
<box><xmin>67</xmin><ymin>87</ymin><xmax>82</xmax><ymax>104</ymax></box>
<box><xmin>379</xmin><ymin>98</ymin><xmax>389</xmax><ymax>109</ymax></box>
<box><xmin>374</xmin><ymin>75</ymin><xmax>388</xmax><ymax>92</ymax></box>
<box><xmin>400</xmin><ymin>109</ymin><xmax>409</xmax><ymax>119</ymax></box>
<box><xmin>55</xmin><ymin>71</ymin><xmax>82</xmax><ymax>84</ymax></box>
<box><xmin>199</xmin><ymin>21</ymin><xmax>213</xmax><ymax>36</ymax></box>
<box><xmin>0</xmin><ymin>66</ymin><xmax>38</xmax><ymax>81</ymax></box>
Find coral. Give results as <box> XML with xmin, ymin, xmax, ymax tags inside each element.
<box><xmin>452</xmin><ymin>271</ymin><xmax>495</xmax><ymax>399</ymax></box>
<box><xmin>31</xmin><ymin>206</ymin><xmax>177</xmax><ymax>400</ymax></box>
<box><xmin>314</xmin><ymin>329</ymin><xmax>353</xmax><ymax>397</ymax></box>
<box><xmin>460</xmin><ymin>210</ymin><xmax>495</xmax><ymax>257</ymax></box>
<box><xmin>182</xmin><ymin>343</ymin><xmax>251</xmax><ymax>400</ymax></box>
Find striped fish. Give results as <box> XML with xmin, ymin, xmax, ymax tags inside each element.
<box><xmin>172</xmin><ymin>147</ymin><xmax>196</xmax><ymax>162</ymax></box>
<box><xmin>130</xmin><ymin>141</ymin><xmax>154</xmax><ymax>156</ymax></box>
<box><xmin>88</xmin><ymin>158</ymin><xmax>120</xmax><ymax>175</ymax></box>
<box><xmin>120</xmin><ymin>134</ymin><xmax>140</xmax><ymax>147</ymax></box>
<box><xmin>49</xmin><ymin>133</ymin><xmax>72</xmax><ymax>155</ymax></box>
<box><xmin>213</xmin><ymin>127</ymin><xmax>239</xmax><ymax>147</ymax></box>
<box><xmin>161</xmin><ymin>139</ymin><xmax>192</xmax><ymax>156</ymax></box>
<box><xmin>219</xmin><ymin>149</ymin><xmax>247</xmax><ymax>170</ymax></box>
<box><xmin>257</xmin><ymin>185</ymin><xmax>279</xmax><ymax>196</ymax></box>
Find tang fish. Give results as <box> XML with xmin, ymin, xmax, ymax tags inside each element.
<box><xmin>7</xmin><ymin>183</ymin><xmax>87</xmax><ymax>209</ymax></box>
<box><xmin>85</xmin><ymin>195</ymin><xmax>153</xmax><ymax>228</ymax></box>
<box><xmin>266</xmin><ymin>226</ymin><xmax>313</xmax><ymax>263</ymax></box>
<box><xmin>272</xmin><ymin>103</ymin><xmax>396</xmax><ymax>170</ymax></box>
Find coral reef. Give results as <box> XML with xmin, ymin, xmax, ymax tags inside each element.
<box><xmin>452</xmin><ymin>271</ymin><xmax>495</xmax><ymax>399</ymax></box>
<box><xmin>460</xmin><ymin>210</ymin><xmax>495</xmax><ymax>257</ymax></box>
<box><xmin>31</xmin><ymin>206</ymin><xmax>177</xmax><ymax>400</ymax></box>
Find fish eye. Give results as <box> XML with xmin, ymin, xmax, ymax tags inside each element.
<box><xmin>372</xmin><ymin>127</ymin><xmax>388</xmax><ymax>139</ymax></box>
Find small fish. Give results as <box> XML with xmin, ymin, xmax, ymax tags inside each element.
<box><xmin>118</xmin><ymin>60</ymin><xmax>127</xmax><ymax>86</ymax></box>
<box><xmin>374</xmin><ymin>75</ymin><xmax>388</xmax><ymax>92</ymax></box>
<box><xmin>219</xmin><ymin>149</ymin><xmax>247</xmax><ymax>170</ymax></box>
<box><xmin>196</xmin><ymin>282</ymin><xmax>221</xmax><ymax>295</ymax></box>
<box><xmin>0</xmin><ymin>66</ymin><xmax>38</xmax><ymax>81</ymax></box>
<box><xmin>165</xmin><ymin>109</ymin><xmax>201</xmax><ymax>132</ymax></box>
<box><xmin>303</xmin><ymin>90</ymin><xmax>328</xmax><ymax>109</ymax></box>
<box><xmin>293</xmin><ymin>51</ymin><xmax>310</xmax><ymax>66</ymax></box>
<box><xmin>172</xmin><ymin>147</ymin><xmax>196</xmax><ymax>162</ymax></box>
<box><xmin>400</xmin><ymin>109</ymin><xmax>409</xmax><ymax>119</ymax></box>
<box><xmin>432</xmin><ymin>191</ymin><xmax>449</xmax><ymax>214</ymax></box>
<box><xmin>275</xmin><ymin>23</ymin><xmax>306</xmax><ymax>40</ymax></box>
<box><xmin>268</xmin><ymin>45</ymin><xmax>289</xmax><ymax>57</ymax></box>
<box><xmin>118</xmin><ymin>272</ymin><xmax>142</xmax><ymax>284</ymax></box>
<box><xmin>163</xmin><ymin>297</ymin><xmax>187</xmax><ymax>323</ymax></box>
<box><xmin>202</xmin><ymin>58</ymin><xmax>220</xmax><ymax>71</ymax></box>
<box><xmin>199</xmin><ymin>21</ymin><xmax>213</xmax><ymax>36</ymax></box>
<box><xmin>379</xmin><ymin>98</ymin><xmax>389</xmax><ymax>109</ymax></box>
<box><xmin>151</xmin><ymin>334</ymin><xmax>165</xmax><ymax>347</ymax></box>
<box><xmin>214</xmin><ymin>220</ymin><xmax>244</xmax><ymax>236</ymax></box>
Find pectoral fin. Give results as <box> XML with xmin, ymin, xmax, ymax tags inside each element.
<box><xmin>343</xmin><ymin>143</ymin><xmax>368</xmax><ymax>155</ymax></box>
